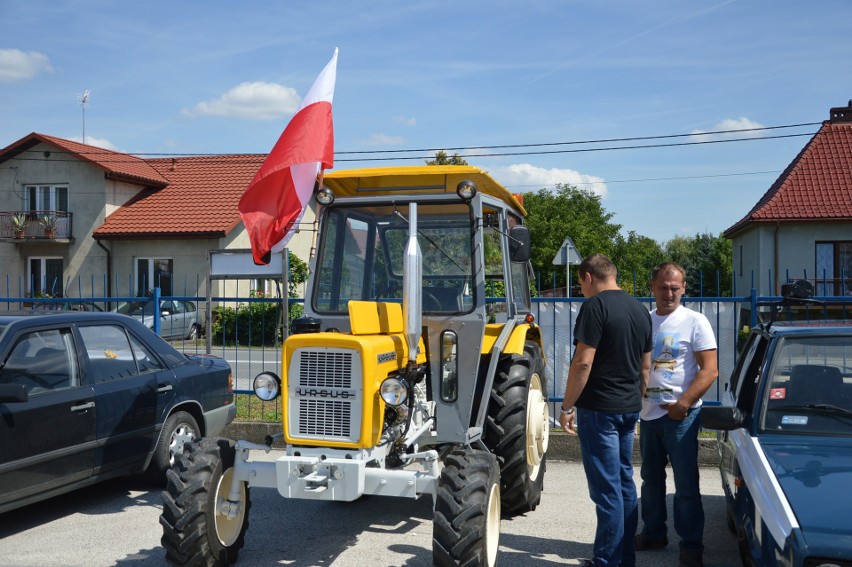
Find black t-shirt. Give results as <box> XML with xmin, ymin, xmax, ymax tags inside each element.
<box><xmin>573</xmin><ymin>289</ymin><xmax>653</xmax><ymax>412</ymax></box>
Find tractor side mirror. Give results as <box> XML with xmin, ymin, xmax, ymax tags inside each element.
<box><xmin>509</xmin><ymin>226</ymin><xmax>530</xmax><ymax>263</ymax></box>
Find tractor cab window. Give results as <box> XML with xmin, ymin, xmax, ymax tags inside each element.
<box><xmin>313</xmin><ymin>203</ymin><xmax>475</xmax><ymax>314</ymax></box>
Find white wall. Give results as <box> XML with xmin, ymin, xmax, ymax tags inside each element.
<box><xmin>731</xmin><ymin>221</ymin><xmax>852</xmax><ymax>296</ymax></box>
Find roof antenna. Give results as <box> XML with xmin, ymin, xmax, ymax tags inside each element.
<box><xmin>78</xmin><ymin>90</ymin><xmax>90</xmax><ymax>144</ymax></box>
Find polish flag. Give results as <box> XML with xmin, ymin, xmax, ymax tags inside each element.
<box><xmin>239</xmin><ymin>49</ymin><xmax>338</xmax><ymax>265</ymax></box>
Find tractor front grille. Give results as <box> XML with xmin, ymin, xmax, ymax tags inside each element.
<box><xmin>288</xmin><ymin>347</ymin><xmax>362</xmax><ymax>443</ymax></box>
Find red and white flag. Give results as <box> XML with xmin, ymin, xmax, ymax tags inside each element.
<box><xmin>239</xmin><ymin>48</ymin><xmax>338</xmax><ymax>265</ymax></box>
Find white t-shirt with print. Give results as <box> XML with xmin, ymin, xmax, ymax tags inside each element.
<box><xmin>641</xmin><ymin>305</ymin><xmax>717</xmax><ymax>421</ymax></box>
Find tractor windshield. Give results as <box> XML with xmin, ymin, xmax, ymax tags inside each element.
<box><xmin>312</xmin><ymin>203</ymin><xmax>475</xmax><ymax>314</ymax></box>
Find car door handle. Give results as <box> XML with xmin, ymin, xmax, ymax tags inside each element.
<box><xmin>157</xmin><ymin>384</ymin><xmax>174</xmax><ymax>393</ymax></box>
<box><xmin>71</xmin><ymin>401</ymin><xmax>95</xmax><ymax>412</ymax></box>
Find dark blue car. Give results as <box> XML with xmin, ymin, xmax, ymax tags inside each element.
<box><xmin>0</xmin><ymin>311</ymin><xmax>235</xmax><ymax>514</ymax></box>
<box><xmin>702</xmin><ymin>287</ymin><xmax>852</xmax><ymax>567</ymax></box>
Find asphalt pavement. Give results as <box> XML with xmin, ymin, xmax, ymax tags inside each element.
<box><xmin>0</xmin><ymin>452</ymin><xmax>740</xmax><ymax>567</ymax></box>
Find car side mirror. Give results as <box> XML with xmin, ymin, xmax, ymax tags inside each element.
<box><xmin>700</xmin><ymin>406</ymin><xmax>745</xmax><ymax>431</ymax></box>
<box><xmin>509</xmin><ymin>226</ymin><xmax>530</xmax><ymax>263</ymax></box>
<box><xmin>0</xmin><ymin>383</ymin><xmax>29</xmax><ymax>403</ymax></box>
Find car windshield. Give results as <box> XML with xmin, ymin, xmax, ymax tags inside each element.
<box><xmin>312</xmin><ymin>202</ymin><xmax>477</xmax><ymax>314</ymax></box>
<box><xmin>115</xmin><ymin>301</ymin><xmax>155</xmax><ymax>316</ymax></box>
<box><xmin>761</xmin><ymin>335</ymin><xmax>852</xmax><ymax>435</ymax></box>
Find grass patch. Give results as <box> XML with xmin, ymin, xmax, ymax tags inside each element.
<box><xmin>235</xmin><ymin>394</ymin><xmax>281</xmax><ymax>423</ymax></box>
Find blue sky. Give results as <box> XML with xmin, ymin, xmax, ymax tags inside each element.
<box><xmin>2</xmin><ymin>0</ymin><xmax>850</xmax><ymax>244</ymax></box>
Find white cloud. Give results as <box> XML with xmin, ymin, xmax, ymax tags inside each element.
<box><xmin>489</xmin><ymin>163</ymin><xmax>608</xmax><ymax>198</ymax></box>
<box><xmin>0</xmin><ymin>48</ymin><xmax>53</xmax><ymax>82</ymax></box>
<box><xmin>393</xmin><ymin>115</ymin><xmax>417</xmax><ymax>126</ymax></box>
<box><xmin>690</xmin><ymin>117</ymin><xmax>766</xmax><ymax>142</ymax></box>
<box><xmin>360</xmin><ymin>132</ymin><xmax>405</xmax><ymax>146</ymax></box>
<box><xmin>70</xmin><ymin>135</ymin><xmax>118</xmax><ymax>151</ymax></box>
<box><xmin>185</xmin><ymin>81</ymin><xmax>300</xmax><ymax>120</ymax></box>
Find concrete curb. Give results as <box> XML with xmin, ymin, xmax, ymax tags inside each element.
<box><xmin>222</xmin><ymin>422</ymin><xmax>721</xmax><ymax>466</ymax></box>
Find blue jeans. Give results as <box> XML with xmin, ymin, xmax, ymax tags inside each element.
<box><xmin>638</xmin><ymin>408</ymin><xmax>704</xmax><ymax>553</ymax></box>
<box><xmin>576</xmin><ymin>407</ymin><xmax>640</xmax><ymax>567</ymax></box>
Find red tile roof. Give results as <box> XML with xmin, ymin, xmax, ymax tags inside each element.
<box><xmin>93</xmin><ymin>154</ymin><xmax>265</xmax><ymax>239</ymax></box>
<box><xmin>724</xmin><ymin>117</ymin><xmax>852</xmax><ymax>237</ymax></box>
<box><xmin>0</xmin><ymin>133</ymin><xmax>169</xmax><ymax>187</ymax></box>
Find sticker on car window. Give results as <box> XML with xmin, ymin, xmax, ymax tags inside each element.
<box><xmin>769</xmin><ymin>388</ymin><xmax>786</xmax><ymax>400</ymax></box>
<box><xmin>781</xmin><ymin>415</ymin><xmax>808</xmax><ymax>425</ymax></box>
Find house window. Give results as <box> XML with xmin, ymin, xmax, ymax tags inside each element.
<box><xmin>29</xmin><ymin>257</ymin><xmax>64</xmax><ymax>296</ymax></box>
<box><xmin>26</xmin><ymin>185</ymin><xmax>68</xmax><ymax>215</ymax></box>
<box><xmin>252</xmin><ymin>278</ymin><xmax>278</xmax><ymax>297</ymax></box>
<box><xmin>135</xmin><ymin>258</ymin><xmax>173</xmax><ymax>296</ymax></box>
<box><xmin>815</xmin><ymin>241</ymin><xmax>852</xmax><ymax>296</ymax></box>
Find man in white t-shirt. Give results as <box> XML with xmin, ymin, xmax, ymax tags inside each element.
<box><xmin>634</xmin><ymin>262</ymin><xmax>718</xmax><ymax>567</ymax></box>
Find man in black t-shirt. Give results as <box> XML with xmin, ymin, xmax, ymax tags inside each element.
<box><xmin>559</xmin><ymin>254</ymin><xmax>652</xmax><ymax>567</ymax></box>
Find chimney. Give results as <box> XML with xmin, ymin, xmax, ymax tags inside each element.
<box><xmin>829</xmin><ymin>100</ymin><xmax>852</xmax><ymax>122</ymax></box>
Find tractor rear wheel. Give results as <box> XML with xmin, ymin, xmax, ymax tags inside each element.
<box><xmin>433</xmin><ymin>448</ymin><xmax>501</xmax><ymax>567</ymax></box>
<box><xmin>160</xmin><ymin>437</ymin><xmax>250</xmax><ymax>566</ymax></box>
<box><xmin>484</xmin><ymin>340</ymin><xmax>549</xmax><ymax>515</ymax></box>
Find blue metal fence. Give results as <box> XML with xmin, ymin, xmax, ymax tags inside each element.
<box><xmin>3</xmin><ymin>272</ymin><xmax>850</xmax><ymax>417</ymax></box>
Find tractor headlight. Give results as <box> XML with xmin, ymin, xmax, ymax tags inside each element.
<box><xmin>456</xmin><ymin>180</ymin><xmax>477</xmax><ymax>201</ymax></box>
<box><xmin>316</xmin><ymin>187</ymin><xmax>335</xmax><ymax>205</ymax></box>
<box><xmin>380</xmin><ymin>377</ymin><xmax>409</xmax><ymax>406</ymax></box>
<box><xmin>253</xmin><ymin>372</ymin><xmax>281</xmax><ymax>401</ymax></box>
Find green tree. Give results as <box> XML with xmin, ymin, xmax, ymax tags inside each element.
<box><xmin>663</xmin><ymin>232</ymin><xmax>733</xmax><ymax>296</ymax></box>
<box><xmin>287</xmin><ymin>252</ymin><xmax>309</xmax><ymax>320</ymax></box>
<box><xmin>613</xmin><ymin>231</ymin><xmax>667</xmax><ymax>296</ymax></box>
<box><xmin>426</xmin><ymin>151</ymin><xmax>469</xmax><ymax>166</ymax></box>
<box><xmin>522</xmin><ymin>184</ymin><xmax>622</xmax><ymax>291</ymax></box>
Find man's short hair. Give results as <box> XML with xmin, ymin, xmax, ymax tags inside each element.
<box><xmin>579</xmin><ymin>254</ymin><xmax>617</xmax><ymax>281</ymax></box>
<box><xmin>652</xmin><ymin>261</ymin><xmax>686</xmax><ymax>283</ymax></box>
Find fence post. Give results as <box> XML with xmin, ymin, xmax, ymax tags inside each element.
<box><xmin>750</xmin><ymin>288</ymin><xmax>758</xmax><ymax>328</ymax></box>
<box><xmin>153</xmin><ymin>287</ymin><xmax>161</xmax><ymax>335</ymax></box>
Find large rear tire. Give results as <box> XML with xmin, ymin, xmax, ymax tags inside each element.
<box><xmin>483</xmin><ymin>340</ymin><xmax>548</xmax><ymax>515</ymax></box>
<box><xmin>433</xmin><ymin>448</ymin><xmax>501</xmax><ymax>567</ymax></box>
<box><xmin>160</xmin><ymin>437</ymin><xmax>250</xmax><ymax>566</ymax></box>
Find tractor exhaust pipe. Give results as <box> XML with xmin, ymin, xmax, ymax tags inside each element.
<box><xmin>402</xmin><ymin>203</ymin><xmax>422</xmax><ymax>365</ymax></box>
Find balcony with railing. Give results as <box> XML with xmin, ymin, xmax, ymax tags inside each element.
<box><xmin>1</xmin><ymin>211</ymin><xmax>73</xmax><ymax>241</ymax></box>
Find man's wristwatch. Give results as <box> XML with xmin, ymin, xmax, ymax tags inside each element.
<box><xmin>560</xmin><ymin>406</ymin><xmax>575</xmax><ymax>416</ymax></box>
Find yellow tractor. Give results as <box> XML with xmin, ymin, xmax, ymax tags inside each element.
<box><xmin>161</xmin><ymin>166</ymin><xmax>550</xmax><ymax>566</ymax></box>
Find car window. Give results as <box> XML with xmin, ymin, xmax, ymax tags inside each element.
<box><xmin>127</xmin><ymin>333</ymin><xmax>165</xmax><ymax>374</ymax></box>
<box><xmin>731</xmin><ymin>333</ymin><xmax>769</xmax><ymax>414</ymax></box>
<box><xmin>115</xmin><ymin>301</ymin><xmax>154</xmax><ymax>316</ymax></box>
<box><xmin>0</xmin><ymin>328</ymin><xmax>78</xmax><ymax>394</ymax></box>
<box><xmin>78</xmin><ymin>325</ymin><xmax>139</xmax><ymax>382</ymax></box>
<box><xmin>761</xmin><ymin>335</ymin><xmax>852</xmax><ymax>434</ymax></box>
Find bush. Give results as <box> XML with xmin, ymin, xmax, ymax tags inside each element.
<box><xmin>212</xmin><ymin>299</ymin><xmax>283</xmax><ymax>346</ymax></box>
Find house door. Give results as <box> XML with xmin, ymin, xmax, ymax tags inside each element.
<box><xmin>29</xmin><ymin>257</ymin><xmax>64</xmax><ymax>296</ymax></box>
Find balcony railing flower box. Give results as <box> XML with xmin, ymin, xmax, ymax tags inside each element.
<box><xmin>1</xmin><ymin>211</ymin><xmax>72</xmax><ymax>240</ymax></box>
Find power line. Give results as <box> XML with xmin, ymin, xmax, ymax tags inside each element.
<box><xmin>334</xmin><ymin>122</ymin><xmax>821</xmax><ymax>155</ymax></box>
<box><xmin>10</xmin><ymin>121</ymin><xmax>821</xmax><ymax>163</ymax></box>
<box><xmin>336</xmin><ymin>132</ymin><xmax>817</xmax><ymax>162</ymax></box>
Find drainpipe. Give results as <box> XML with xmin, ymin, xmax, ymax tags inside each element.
<box><xmin>95</xmin><ymin>237</ymin><xmax>112</xmax><ymax>309</ymax></box>
<box><xmin>773</xmin><ymin>222</ymin><xmax>780</xmax><ymax>295</ymax></box>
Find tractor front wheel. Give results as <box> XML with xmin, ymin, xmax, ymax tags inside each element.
<box><xmin>484</xmin><ymin>340</ymin><xmax>549</xmax><ymax>515</ymax></box>
<box><xmin>160</xmin><ymin>437</ymin><xmax>250</xmax><ymax>566</ymax></box>
<box><xmin>433</xmin><ymin>448</ymin><xmax>501</xmax><ymax>567</ymax></box>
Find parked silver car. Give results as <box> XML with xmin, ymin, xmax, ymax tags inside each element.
<box><xmin>113</xmin><ymin>300</ymin><xmax>201</xmax><ymax>340</ymax></box>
